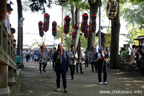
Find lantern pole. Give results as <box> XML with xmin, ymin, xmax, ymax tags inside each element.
<box><xmin>99</xmin><ymin>0</ymin><xmax>101</xmax><ymax>47</ymax></box>
<box><xmin>60</xmin><ymin>3</ymin><xmax>64</xmax><ymax>64</ymax></box>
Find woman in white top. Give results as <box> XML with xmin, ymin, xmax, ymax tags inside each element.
<box><xmin>89</xmin><ymin>47</ymin><xmax>98</xmax><ymax>72</ymax></box>
<box><xmin>69</xmin><ymin>45</ymin><xmax>77</xmax><ymax>80</ymax></box>
<box><xmin>76</xmin><ymin>51</ymin><xmax>83</xmax><ymax>74</ymax></box>
<box><xmin>97</xmin><ymin>47</ymin><xmax>107</xmax><ymax>85</ymax></box>
<box><xmin>38</xmin><ymin>45</ymin><xmax>49</xmax><ymax>73</ymax></box>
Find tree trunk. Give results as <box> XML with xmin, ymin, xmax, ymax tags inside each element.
<box><xmin>71</xmin><ymin>5</ymin><xmax>75</xmax><ymax>45</ymax></box>
<box><xmin>109</xmin><ymin>0</ymin><xmax>120</xmax><ymax>69</ymax></box>
<box><xmin>74</xmin><ymin>8</ymin><xmax>80</xmax><ymax>48</ymax></box>
<box><xmin>71</xmin><ymin>5</ymin><xmax>75</xmax><ymax>26</ymax></box>
<box><xmin>87</xmin><ymin>0</ymin><xmax>99</xmax><ymax>50</ymax></box>
<box><xmin>17</xmin><ymin>0</ymin><xmax>23</xmax><ymax>56</ymax></box>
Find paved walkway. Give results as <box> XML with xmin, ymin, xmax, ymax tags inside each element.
<box><xmin>19</xmin><ymin>62</ymin><xmax>144</xmax><ymax>96</ymax></box>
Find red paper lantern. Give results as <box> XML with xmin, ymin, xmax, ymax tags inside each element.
<box><xmin>52</xmin><ymin>21</ymin><xmax>57</xmax><ymax>37</ymax></box>
<box><xmin>38</xmin><ymin>21</ymin><xmax>44</xmax><ymax>37</ymax></box>
<box><xmin>82</xmin><ymin>13</ymin><xmax>88</xmax><ymax>26</ymax></box>
<box><xmin>64</xmin><ymin>16</ymin><xmax>70</xmax><ymax>34</ymax></box>
<box><xmin>90</xmin><ymin>15</ymin><xmax>96</xmax><ymax>32</ymax></box>
<box><xmin>44</xmin><ymin>13</ymin><xmax>50</xmax><ymax>32</ymax></box>
<box><xmin>84</xmin><ymin>24</ymin><xmax>89</xmax><ymax>38</ymax></box>
<box><xmin>72</xmin><ymin>25</ymin><xmax>78</xmax><ymax>39</ymax></box>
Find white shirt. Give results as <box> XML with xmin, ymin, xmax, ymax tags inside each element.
<box><xmin>38</xmin><ymin>50</ymin><xmax>48</xmax><ymax>63</ymax></box>
<box><xmin>25</xmin><ymin>51</ymin><xmax>30</xmax><ymax>56</ymax></box>
<box><xmin>131</xmin><ymin>48</ymin><xmax>135</xmax><ymax>57</ymax></box>
<box><xmin>142</xmin><ymin>44</ymin><xmax>144</xmax><ymax>48</ymax></box>
<box><xmin>23</xmin><ymin>51</ymin><xmax>26</xmax><ymax>58</ymax></box>
<box><xmin>69</xmin><ymin>50</ymin><xmax>77</xmax><ymax>65</ymax></box>
<box><xmin>76</xmin><ymin>52</ymin><xmax>83</xmax><ymax>63</ymax></box>
<box><xmin>3</xmin><ymin>13</ymin><xmax>11</xmax><ymax>34</ymax></box>
<box><xmin>84</xmin><ymin>51</ymin><xmax>90</xmax><ymax>60</ymax></box>
<box><xmin>97</xmin><ymin>51</ymin><xmax>104</xmax><ymax>60</ymax></box>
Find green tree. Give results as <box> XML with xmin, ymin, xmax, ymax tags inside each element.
<box><xmin>108</xmin><ymin>0</ymin><xmax>144</xmax><ymax>69</ymax></box>
<box><xmin>55</xmin><ymin>25</ymin><xmax>88</xmax><ymax>49</ymax></box>
<box><xmin>125</xmin><ymin>24</ymin><xmax>144</xmax><ymax>45</ymax></box>
<box><xmin>120</xmin><ymin>2</ymin><xmax>144</xmax><ymax>45</ymax></box>
<box><xmin>122</xmin><ymin>2</ymin><xmax>144</xmax><ymax>28</ymax></box>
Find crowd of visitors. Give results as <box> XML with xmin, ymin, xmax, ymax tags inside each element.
<box><xmin>120</xmin><ymin>41</ymin><xmax>144</xmax><ymax>75</ymax></box>
<box><xmin>0</xmin><ymin>0</ymin><xmax>16</xmax><ymax>46</ymax></box>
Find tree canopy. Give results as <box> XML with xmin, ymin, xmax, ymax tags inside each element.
<box><xmin>122</xmin><ymin>2</ymin><xmax>144</xmax><ymax>28</ymax></box>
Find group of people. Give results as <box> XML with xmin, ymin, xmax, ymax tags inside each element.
<box><xmin>35</xmin><ymin>44</ymin><xmax>109</xmax><ymax>93</ymax></box>
<box><xmin>0</xmin><ymin>0</ymin><xmax>16</xmax><ymax>46</ymax></box>
<box><xmin>22</xmin><ymin>47</ymin><xmax>56</xmax><ymax>66</ymax></box>
<box><xmin>121</xmin><ymin>41</ymin><xmax>144</xmax><ymax>75</ymax></box>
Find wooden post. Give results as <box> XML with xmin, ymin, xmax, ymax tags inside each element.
<box><xmin>0</xmin><ymin>65</ymin><xmax>10</xmax><ymax>95</ymax></box>
<box><xmin>3</xmin><ymin>33</ymin><xmax>8</xmax><ymax>53</ymax></box>
<box><xmin>8</xmin><ymin>68</ymin><xmax>16</xmax><ymax>86</ymax></box>
<box><xmin>0</xmin><ymin>24</ymin><xmax>3</xmax><ymax>47</ymax></box>
<box><xmin>0</xmin><ymin>65</ymin><xmax>8</xmax><ymax>88</ymax></box>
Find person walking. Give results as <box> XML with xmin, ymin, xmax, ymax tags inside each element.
<box><xmin>54</xmin><ymin>44</ymin><xmax>69</xmax><ymax>93</ymax></box>
<box><xmin>33</xmin><ymin>50</ymin><xmax>38</xmax><ymax>63</ymax></box>
<box><xmin>69</xmin><ymin>45</ymin><xmax>77</xmax><ymax>80</ymax></box>
<box><xmin>38</xmin><ymin>45</ymin><xmax>49</xmax><ymax>73</ymax></box>
<box><xmin>89</xmin><ymin>47</ymin><xmax>98</xmax><ymax>72</ymax></box>
<box><xmin>84</xmin><ymin>48</ymin><xmax>90</xmax><ymax>68</ymax></box>
<box><xmin>49</xmin><ymin>49</ymin><xmax>52</xmax><ymax>65</ymax></box>
<box><xmin>97</xmin><ymin>47</ymin><xmax>107</xmax><ymax>85</ymax></box>
<box><xmin>23</xmin><ymin>50</ymin><xmax>26</xmax><ymax>64</ymax></box>
<box><xmin>52</xmin><ymin>47</ymin><xmax>56</xmax><ymax>68</ymax></box>
<box><xmin>30</xmin><ymin>50</ymin><xmax>33</xmax><ymax>62</ymax></box>
<box><xmin>76</xmin><ymin>51</ymin><xmax>84</xmax><ymax>74</ymax></box>
<box><xmin>25</xmin><ymin>50</ymin><xmax>30</xmax><ymax>63</ymax></box>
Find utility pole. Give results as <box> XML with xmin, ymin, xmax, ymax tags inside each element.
<box><xmin>99</xmin><ymin>0</ymin><xmax>101</xmax><ymax>47</ymax></box>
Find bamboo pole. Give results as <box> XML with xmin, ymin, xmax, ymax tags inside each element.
<box><xmin>60</xmin><ymin>4</ymin><xmax>64</xmax><ymax>64</ymax></box>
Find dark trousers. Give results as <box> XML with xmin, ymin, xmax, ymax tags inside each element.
<box><xmin>70</xmin><ymin>65</ymin><xmax>75</xmax><ymax>78</ymax></box>
<box><xmin>39</xmin><ymin>62</ymin><xmax>47</xmax><ymax>71</ymax></box>
<box><xmin>26</xmin><ymin>56</ymin><xmax>29</xmax><ymax>62</ymax></box>
<box><xmin>91</xmin><ymin>62</ymin><xmax>97</xmax><ymax>72</ymax></box>
<box><xmin>85</xmin><ymin>60</ymin><xmax>89</xmax><ymax>67</ymax></box>
<box><xmin>98</xmin><ymin>61</ymin><xmax>107</xmax><ymax>82</ymax></box>
<box><xmin>52</xmin><ymin>61</ymin><xmax>55</xmax><ymax>68</ymax></box>
<box><xmin>76</xmin><ymin>63</ymin><xmax>83</xmax><ymax>73</ymax></box>
<box><xmin>56</xmin><ymin>70</ymin><xmax>67</xmax><ymax>89</ymax></box>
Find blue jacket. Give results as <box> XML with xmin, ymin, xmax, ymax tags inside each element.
<box><xmin>54</xmin><ymin>51</ymin><xmax>69</xmax><ymax>72</ymax></box>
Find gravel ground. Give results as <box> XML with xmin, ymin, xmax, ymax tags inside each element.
<box><xmin>19</xmin><ymin>62</ymin><xmax>144</xmax><ymax>96</ymax></box>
